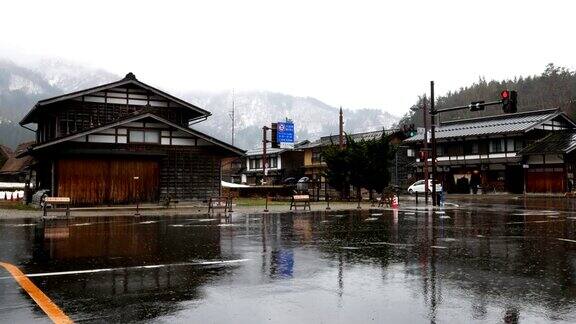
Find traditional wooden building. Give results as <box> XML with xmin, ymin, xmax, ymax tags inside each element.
<box><xmin>404</xmin><ymin>109</ymin><xmax>576</xmax><ymax>193</ymax></box>
<box><xmin>19</xmin><ymin>73</ymin><xmax>244</xmax><ymax>205</ymax></box>
<box><xmin>241</xmin><ymin>144</ymin><xmax>306</xmax><ymax>185</ymax></box>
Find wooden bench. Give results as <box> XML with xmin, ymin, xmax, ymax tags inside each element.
<box><xmin>290</xmin><ymin>194</ymin><xmax>311</xmax><ymax>211</ymax></box>
<box><xmin>208</xmin><ymin>196</ymin><xmax>230</xmax><ymax>213</ymax></box>
<box><xmin>161</xmin><ymin>195</ymin><xmax>180</xmax><ymax>208</ymax></box>
<box><xmin>43</xmin><ymin>197</ymin><xmax>71</xmax><ymax>217</ymax></box>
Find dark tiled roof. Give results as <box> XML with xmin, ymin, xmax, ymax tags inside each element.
<box><xmin>518</xmin><ymin>131</ymin><xmax>576</xmax><ymax>155</ymax></box>
<box><xmin>405</xmin><ymin>109</ymin><xmax>570</xmax><ymax>142</ymax></box>
<box><xmin>21</xmin><ymin>73</ymin><xmax>211</xmax><ymax>125</ymax></box>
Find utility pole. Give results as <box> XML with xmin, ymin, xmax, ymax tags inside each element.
<box><xmin>339</xmin><ymin>107</ymin><xmax>344</xmax><ymax>149</ymax></box>
<box><xmin>423</xmin><ymin>100</ymin><xmax>430</xmax><ymax>204</ymax></box>
<box><xmin>262</xmin><ymin>126</ymin><xmax>269</xmax><ymax>185</ymax></box>
<box><xmin>431</xmin><ymin>81</ymin><xmax>437</xmax><ymax>206</ymax></box>
<box><xmin>229</xmin><ymin>89</ymin><xmax>235</xmax><ymax>146</ymax></box>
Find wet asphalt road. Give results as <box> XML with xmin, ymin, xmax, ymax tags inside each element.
<box><xmin>2</xmin><ymin>198</ymin><xmax>576</xmax><ymax>323</ymax></box>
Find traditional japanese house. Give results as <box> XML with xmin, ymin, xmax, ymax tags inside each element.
<box><xmin>517</xmin><ymin>130</ymin><xmax>576</xmax><ymax>193</ymax></box>
<box><xmin>404</xmin><ymin>108</ymin><xmax>576</xmax><ymax>193</ymax></box>
<box><xmin>241</xmin><ymin>144</ymin><xmax>306</xmax><ymax>186</ymax></box>
<box><xmin>19</xmin><ymin>73</ymin><xmax>244</xmax><ymax>205</ymax></box>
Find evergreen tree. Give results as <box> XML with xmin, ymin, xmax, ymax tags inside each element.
<box><xmin>322</xmin><ymin>132</ymin><xmax>394</xmax><ymax>200</ymax></box>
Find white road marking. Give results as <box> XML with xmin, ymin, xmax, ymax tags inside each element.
<box><xmin>369</xmin><ymin>242</ymin><xmax>414</xmax><ymax>247</ymax></box>
<box><xmin>70</xmin><ymin>223</ymin><xmax>93</xmax><ymax>227</ymax></box>
<box><xmin>558</xmin><ymin>238</ymin><xmax>576</xmax><ymax>243</ymax></box>
<box><xmin>3</xmin><ymin>224</ymin><xmax>36</xmax><ymax>227</ymax></box>
<box><xmin>371</xmin><ymin>213</ymin><xmax>383</xmax><ymax>216</ymax></box>
<box><xmin>506</xmin><ymin>220</ymin><xmax>564</xmax><ymax>225</ymax></box>
<box><xmin>431</xmin><ymin>246</ymin><xmax>448</xmax><ymax>249</ymax></box>
<box><xmin>0</xmin><ymin>259</ymin><xmax>251</xmax><ymax>280</ymax></box>
<box><xmin>138</xmin><ymin>221</ymin><xmax>157</xmax><ymax>224</ymax></box>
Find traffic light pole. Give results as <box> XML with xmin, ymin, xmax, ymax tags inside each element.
<box><xmin>423</xmin><ymin>101</ymin><xmax>430</xmax><ymax>205</ymax></box>
<box><xmin>434</xmin><ymin>99</ymin><xmax>503</xmax><ymax>114</ymax></box>
<box><xmin>428</xmin><ymin>85</ymin><xmax>514</xmax><ymax>206</ymax></box>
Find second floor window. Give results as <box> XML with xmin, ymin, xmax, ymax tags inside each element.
<box><xmin>249</xmin><ymin>156</ymin><xmax>278</xmax><ymax>169</ymax></box>
<box><xmin>129</xmin><ymin>130</ymin><xmax>160</xmax><ymax>144</ymax></box>
<box><xmin>464</xmin><ymin>142</ymin><xmax>479</xmax><ymax>155</ymax></box>
<box><xmin>312</xmin><ymin>149</ymin><xmax>323</xmax><ymax>164</ymax></box>
<box><xmin>489</xmin><ymin>139</ymin><xmax>505</xmax><ymax>153</ymax></box>
<box><xmin>249</xmin><ymin>158</ymin><xmax>261</xmax><ymax>170</ymax></box>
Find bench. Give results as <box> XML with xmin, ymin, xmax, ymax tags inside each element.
<box><xmin>43</xmin><ymin>197</ymin><xmax>71</xmax><ymax>217</ymax></box>
<box><xmin>161</xmin><ymin>195</ymin><xmax>179</xmax><ymax>208</ymax></box>
<box><xmin>208</xmin><ymin>196</ymin><xmax>230</xmax><ymax>213</ymax></box>
<box><xmin>290</xmin><ymin>194</ymin><xmax>311</xmax><ymax>211</ymax></box>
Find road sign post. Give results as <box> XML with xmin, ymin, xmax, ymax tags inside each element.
<box><xmin>276</xmin><ymin>122</ymin><xmax>295</xmax><ymax>148</ymax></box>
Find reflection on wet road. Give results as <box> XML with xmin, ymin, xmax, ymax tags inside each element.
<box><xmin>2</xmin><ymin>198</ymin><xmax>576</xmax><ymax>323</ymax></box>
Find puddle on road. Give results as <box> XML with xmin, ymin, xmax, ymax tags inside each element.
<box><xmin>1</xmin><ymin>203</ymin><xmax>576</xmax><ymax>323</ymax></box>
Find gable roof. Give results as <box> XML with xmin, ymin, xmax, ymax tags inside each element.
<box><xmin>518</xmin><ymin>130</ymin><xmax>576</xmax><ymax>155</ymax></box>
<box><xmin>25</xmin><ymin>112</ymin><xmax>245</xmax><ymax>156</ymax></box>
<box><xmin>20</xmin><ymin>72</ymin><xmax>211</xmax><ymax>125</ymax></box>
<box><xmin>404</xmin><ymin>109</ymin><xmax>575</xmax><ymax>142</ymax></box>
<box><xmin>0</xmin><ymin>142</ymin><xmax>35</xmax><ymax>174</ymax></box>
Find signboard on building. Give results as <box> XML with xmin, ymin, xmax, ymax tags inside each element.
<box><xmin>277</xmin><ymin>122</ymin><xmax>294</xmax><ymax>148</ymax></box>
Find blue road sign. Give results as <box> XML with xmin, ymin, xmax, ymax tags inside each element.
<box><xmin>276</xmin><ymin>122</ymin><xmax>294</xmax><ymax>143</ymax></box>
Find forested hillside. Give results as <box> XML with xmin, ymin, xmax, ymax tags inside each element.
<box><xmin>399</xmin><ymin>64</ymin><xmax>576</xmax><ymax>126</ymax></box>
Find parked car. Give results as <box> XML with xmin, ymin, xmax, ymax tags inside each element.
<box><xmin>407</xmin><ymin>180</ymin><xmax>442</xmax><ymax>194</ymax></box>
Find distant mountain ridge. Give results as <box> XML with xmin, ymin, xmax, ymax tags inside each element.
<box><xmin>0</xmin><ymin>58</ymin><xmax>400</xmax><ymax>149</ymax></box>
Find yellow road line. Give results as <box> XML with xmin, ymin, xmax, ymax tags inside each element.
<box><xmin>0</xmin><ymin>262</ymin><xmax>73</xmax><ymax>324</ymax></box>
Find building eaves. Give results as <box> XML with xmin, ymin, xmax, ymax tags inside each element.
<box><xmin>517</xmin><ymin>130</ymin><xmax>576</xmax><ymax>155</ymax></box>
<box><xmin>22</xmin><ymin>112</ymin><xmax>245</xmax><ymax>157</ymax></box>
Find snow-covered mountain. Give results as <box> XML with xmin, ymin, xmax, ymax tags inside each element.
<box><xmin>184</xmin><ymin>90</ymin><xmax>399</xmax><ymax>149</ymax></box>
<box><xmin>0</xmin><ymin>58</ymin><xmax>400</xmax><ymax>149</ymax></box>
<box><xmin>31</xmin><ymin>58</ymin><xmax>118</xmax><ymax>93</ymax></box>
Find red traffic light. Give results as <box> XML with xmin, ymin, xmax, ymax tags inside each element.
<box><xmin>501</xmin><ymin>90</ymin><xmax>510</xmax><ymax>100</ymax></box>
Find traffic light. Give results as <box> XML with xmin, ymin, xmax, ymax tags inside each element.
<box><xmin>501</xmin><ymin>90</ymin><xmax>518</xmax><ymax>114</ymax></box>
<box><xmin>402</xmin><ymin>124</ymin><xmax>417</xmax><ymax>137</ymax></box>
<box><xmin>271</xmin><ymin>123</ymin><xmax>279</xmax><ymax>148</ymax></box>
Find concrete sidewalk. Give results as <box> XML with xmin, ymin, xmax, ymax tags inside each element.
<box><xmin>0</xmin><ymin>200</ymin><xmax>424</xmax><ymax>219</ymax></box>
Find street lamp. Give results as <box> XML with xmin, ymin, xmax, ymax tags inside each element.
<box><xmin>133</xmin><ymin>176</ymin><xmax>140</xmax><ymax>216</ymax></box>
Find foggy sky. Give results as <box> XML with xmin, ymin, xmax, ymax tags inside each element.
<box><xmin>2</xmin><ymin>0</ymin><xmax>575</xmax><ymax>116</ymax></box>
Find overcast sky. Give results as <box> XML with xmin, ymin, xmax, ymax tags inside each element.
<box><xmin>2</xmin><ymin>0</ymin><xmax>575</xmax><ymax>117</ymax></box>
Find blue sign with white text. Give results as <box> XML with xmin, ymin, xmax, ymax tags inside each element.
<box><xmin>276</xmin><ymin>122</ymin><xmax>294</xmax><ymax>143</ymax></box>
